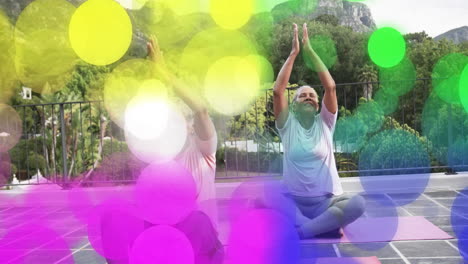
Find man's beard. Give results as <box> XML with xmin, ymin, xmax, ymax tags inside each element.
<box><xmin>297</xmin><ymin>102</ymin><xmax>317</xmax><ymax>115</ymax></box>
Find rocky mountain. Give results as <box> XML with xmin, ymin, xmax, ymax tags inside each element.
<box><xmin>0</xmin><ymin>0</ymin><xmax>149</xmax><ymax>56</ymax></box>
<box><xmin>0</xmin><ymin>0</ymin><xmax>376</xmax><ymax>57</ymax></box>
<box><xmin>0</xmin><ymin>0</ymin><xmax>30</xmax><ymax>21</ymax></box>
<box><xmin>2</xmin><ymin>0</ymin><xmax>375</xmax><ymax>31</ymax></box>
<box><xmin>271</xmin><ymin>0</ymin><xmax>376</xmax><ymax>33</ymax></box>
<box><xmin>434</xmin><ymin>26</ymin><xmax>468</xmax><ymax>44</ymax></box>
<box><xmin>0</xmin><ymin>0</ymin><xmax>85</xmax><ymax>21</ymax></box>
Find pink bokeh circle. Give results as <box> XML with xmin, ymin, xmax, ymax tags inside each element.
<box><xmin>0</xmin><ymin>224</ymin><xmax>73</xmax><ymax>264</ymax></box>
<box><xmin>87</xmin><ymin>198</ymin><xmax>145</xmax><ymax>260</ymax></box>
<box><xmin>135</xmin><ymin>160</ymin><xmax>197</xmax><ymax>225</ymax></box>
<box><xmin>129</xmin><ymin>225</ymin><xmax>194</xmax><ymax>264</ymax></box>
<box><xmin>0</xmin><ymin>104</ymin><xmax>22</xmax><ymax>152</ymax></box>
<box><xmin>0</xmin><ymin>151</ymin><xmax>11</xmax><ymax>188</ymax></box>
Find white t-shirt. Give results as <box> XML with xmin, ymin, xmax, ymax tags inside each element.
<box><xmin>175</xmin><ymin>129</ymin><xmax>218</xmax><ymax>225</ymax></box>
<box><xmin>276</xmin><ymin>101</ymin><xmax>343</xmax><ymax>197</ymax></box>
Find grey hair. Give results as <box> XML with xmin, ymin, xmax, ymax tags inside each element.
<box><xmin>292</xmin><ymin>85</ymin><xmax>319</xmax><ymax>102</ymax></box>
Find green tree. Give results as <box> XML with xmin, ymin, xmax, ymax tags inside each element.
<box><xmin>225</xmin><ymin>85</ymin><xmax>273</xmax><ymax>142</ymax></box>
<box><xmin>314</xmin><ymin>14</ymin><xmax>339</xmax><ymax>27</ymax></box>
<box><xmin>8</xmin><ymin>63</ymin><xmax>112</xmax><ymax>183</ymax></box>
<box><xmin>404</xmin><ymin>31</ymin><xmax>432</xmax><ymax>44</ymax></box>
<box><xmin>242</xmin><ymin>12</ymin><xmax>274</xmax><ymax>58</ymax></box>
<box><xmin>356</xmin><ymin>63</ymin><xmax>378</xmax><ymax>100</ymax></box>
<box><xmin>359</xmin><ymin>129</ymin><xmax>430</xmax><ymax>176</ymax></box>
<box><xmin>400</xmin><ymin>37</ymin><xmax>463</xmax><ymax>131</ymax></box>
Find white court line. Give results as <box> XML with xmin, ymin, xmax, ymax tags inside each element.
<box><xmin>445</xmin><ymin>239</ymin><xmax>463</xmax><ymax>256</ymax></box>
<box><xmin>405</xmin><ymin>256</ymin><xmax>463</xmax><ymax>259</ymax></box>
<box><xmin>422</xmin><ymin>192</ymin><xmax>468</xmax><ymax>258</ymax></box>
<box><xmin>5</xmin><ymin>224</ymin><xmax>85</xmax><ymax>264</ymax></box>
<box><xmin>53</xmin><ymin>242</ymin><xmax>92</xmax><ymax>264</ymax></box>
<box><xmin>384</xmin><ymin>193</ymin><xmax>414</xmax><ymax>217</ymax></box>
<box><xmin>389</xmin><ymin>242</ymin><xmax>411</xmax><ymax>264</ymax></box>
<box><xmin>3</xmin><ymin>208</ymin><xmax>85</xmax><ymax>264</ymax></box>
<box><xmin>454</xmin><ymin>189</ymin><xmax>468</xmax><ymax>198</ymax></box>
<box><xmin>0</xmin><ymin>207</ymin><xmax>63</xmax><ymax>249</ymax></box>
<box><xmin>332</xmin><ymin>244</ymin><xmax>342</xmax><ymax>258</ymax></box>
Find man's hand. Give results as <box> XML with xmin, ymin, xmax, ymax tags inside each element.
<box><xmin>290</xmin><ymin>23</ymin><xmax>300</xmax><ymax>57</ymax></box>
<box><xmin>302</xmin><ymin>23</ymin><xmax>313</xmax><ymax>53</ymax></box>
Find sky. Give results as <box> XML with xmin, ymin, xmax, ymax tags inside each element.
<box><xmin>252</xmin><ymin>0</ymin><xmax>468</xmax><ymax>37</ymax></box>
<box><xmin>247</xmin><ymin>0</ymin><xmax>468</xmax><ymax>37</ymax></box>
<box><xmin>116</xmin><ymin>0</ymin><xmax>467</xmax><ymax>37</ymax></box>
<box><xmin>365</xmin><ymin>0</ymin><xmax>468</xmax><ymax>37</ymax></box>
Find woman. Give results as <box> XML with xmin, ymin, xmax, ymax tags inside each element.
<box><xmin>103</xmin><ymin>37</ymin><xmax>223</xmax><ymax>264</ymax></box>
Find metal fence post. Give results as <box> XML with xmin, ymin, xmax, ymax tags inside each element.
<box><xmin>446</xmin><ymin>103</ymin><xmax>457</xmax><ymax>175</ymax></box>
<box><xmin>59</xmin><ymin>103</ymin><xmax>70</xmax><ymax>188</ymax></box>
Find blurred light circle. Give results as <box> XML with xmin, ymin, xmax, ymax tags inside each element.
<box><xmin>125</xmin><ymin>101</ymin><xmax>187</xmax><ymax>163</ymax></box>
<box><xmin>134</xmin><ymin>160</ymin><xmax>197</xmax><ymax>225</ymax></box>
<box><xmin>0</xmin><ymin>104</ymin><xmax>22</xmax><ymax>152</ymax></box>
<box><xmin>204</xmin><ymin>56</ymin><xmax>261</xmax><ymax>115</ymax></box>
<box><xmin>69</xmin><ymin>0</ymin><xmax>132</xmax><ymax>65</ymax></box>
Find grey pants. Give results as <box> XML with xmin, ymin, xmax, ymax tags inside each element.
<box><xmin>291</xmin><ymin>194</ymin><xmax>366</xmax><ymax>238</ymax></box>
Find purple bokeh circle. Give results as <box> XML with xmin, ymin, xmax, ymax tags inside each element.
<box><xmin>345</xmin><ymin>193</ymin><xmax>399</xmax><ymax>251</ymax></box>
<box><xmin>227</xmin><ymin>208</ymin><xmax>300</xmax><ymax>264</ymax></box>
<box><xmin>129</xmin><ymin>225</ymin><xmax>194</xmax><ymax>264</ymax></box>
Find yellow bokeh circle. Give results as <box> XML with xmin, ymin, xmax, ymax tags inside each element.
<box><xmin>124</xmin><ymin>80</ymin><xmax>169</xmax><ymax>141</ymax></box>
<box><xmin>0</xmin><ymin>10</ymin><xmax>17</xmax><ymax>103</ymax></box>
<box><xmin>103</xmin><ymin>59</ymin><xmax>156</xmax><ymax>128</ymax></box>
<box><xmin>244</xmin><ymin>54</ymin><xmax>274</xmax><ymax>84</ymax></box>
<box><xmin>204</xmin><ymin>56</ymin><xmax>261</xmax><ymax>115</ymax></box>
<box><xmin>69</xmin><ymin>0</ymin><xmax>133</xmax><ymax>66</ymax></box>
<box><xmin>15</xmin><ymin>0</ymin><xmax>77</xmax><ymax>93</ymax></box>
<box><xmin>180</xmin><ymin>28</ymin><xmax>257</xmax><ymax>85</ymax></box>
<box><xmin>210</xmin><ymin>0</ymin><xmax>253</xmax><ymax>30</ymax></box>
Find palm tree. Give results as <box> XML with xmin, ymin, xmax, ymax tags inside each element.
<box><xmin>30</xmin><ymin>83</ymin><xmax>77</xmax><ymax>180</ymax></box>
<box><xmin>356</xmin><ymin>64</ymin><xmax>378</xmax><ymax>100</ymax></box>
<box><xmin>33</xmin><ymin>82</ymin><xmax>104</xmax><ymax>183</ymax></box>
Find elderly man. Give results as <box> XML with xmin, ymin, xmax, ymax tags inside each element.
<box><xmin>272</xmin><ymin>23</ymin><xmax>365</xmax><ymax>239</ymax></box>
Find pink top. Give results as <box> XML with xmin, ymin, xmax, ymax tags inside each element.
<box><xmin>175</xmin><ymin>129</ymin><xmax>218</xmax><ymax>225</ymax></box>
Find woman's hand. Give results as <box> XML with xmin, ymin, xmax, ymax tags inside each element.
<box><xmin>147</xmin><ymin>35</ymin><xmax>166</xmax><ymax>67</ymax></box>
<box><xmin>147</xmin><ymin>35</ymin><xmax>171</xmax><ymax>82</ymax></box>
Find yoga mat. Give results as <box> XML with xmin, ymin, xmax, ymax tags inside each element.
<box><xmin>218</xmin><ymin>216</ymin><xmax>453</xmax><ymax>245</ymax></box>
<box><xmin>303</xmin><ymin>216</ymin><xmax>453</xmax><ymax>244</ymax></box>
<box><xmin>311</xmin><ymin>257</ymin><xmax>381</xmax><ymax>264</ymax></box>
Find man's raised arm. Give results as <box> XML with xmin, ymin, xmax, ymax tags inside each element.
<box><xmin>302</xmin><ymin>23</ymin><xmax>337</xmax><ymax>114</ymax></box>
<box><xmin>273</xmin><ymin>23</ymin><xmax>300</xmax><ymax>129</ymax></box>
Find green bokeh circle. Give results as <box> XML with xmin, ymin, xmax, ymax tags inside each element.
<box><xmin>460</xmin><ymin>64</ymin><xmax>468</xmax><ymax>112</ymax></box>
<box><xmin>432</xmin><ymin>53</ymin><xmax>468</xmax><ymax>104</ymax></box>
<box><xmin>303</xmin><ymin>34</ymin><xmax>337</xmax><ymax>72</ymax></box>
<box><xmin>368</xmin><ymin>27</ymin><xmax>406</xmax><ymax>68</ymax></box>
<box><xmin>379</xmin><ymin>56</ymin><xmax>416</xmax><ymax>96</ymax></box>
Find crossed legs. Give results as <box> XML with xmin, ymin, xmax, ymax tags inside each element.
<box><xmin>258</xmin><ymin>192</ymin><xmax>366</xmax><ymax>239</ymax></box>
